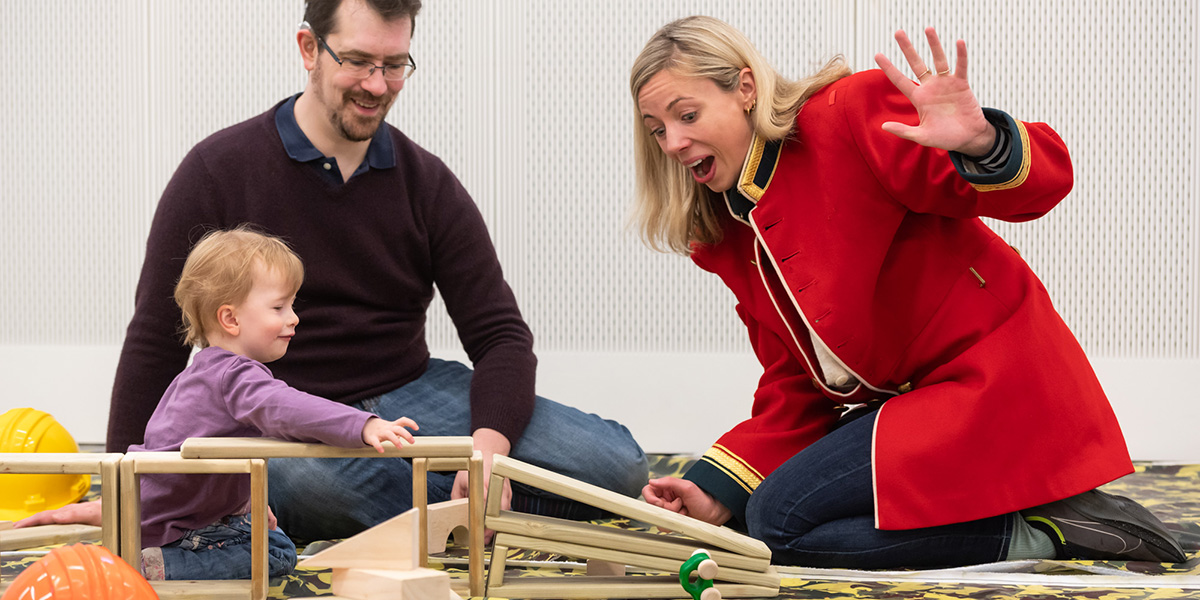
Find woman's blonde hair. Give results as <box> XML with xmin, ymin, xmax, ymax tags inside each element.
<box><xmin>629</xmin><ymin>15</ymin><xmax>852</xmax><ymax>254</ymax></box>
<box><xmin>174</xmin><ymin>225</ymin><xmax>304</xmax><ymax>348</ymax></box>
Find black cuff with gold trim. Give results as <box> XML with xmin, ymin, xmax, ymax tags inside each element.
<box><xmin>949</xmin><ymin>108</ymin><xmax>1029</xmax><ymax>189</ymax></box>
<box><xmin>683</xmin><ymin>459</ymin><xmax>752</xmax><ymax>531</ymax></box>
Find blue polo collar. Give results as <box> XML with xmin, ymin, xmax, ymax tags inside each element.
<box><xmin>274</xmin><ymin>93</ymin><xmax>395</xmax><ymax>179</ymax></box>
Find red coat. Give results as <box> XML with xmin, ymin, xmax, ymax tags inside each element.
<box><xmin>685</xmin><ymin>70</ymin><xmax>1132</xmax><ymax>530</ymax></box>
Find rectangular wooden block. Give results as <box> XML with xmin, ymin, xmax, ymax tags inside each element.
<box><xmin>487</xmin><ymin>511</ymin><xmax>771</xmax><ymax>572</ymax></box>
<box><xmin>488</xmin><ymin>575</ymin><xmax>780</xmax><ymax>599</ymax></box>
<box><xmin>332</xmin><ymin>567</ymin><xmax>450</xmax><ymax>600</ymax></box>
<box><xmin>493</xmin><ymin>532</ymin><xmax>780</xmax><ymax>589</ymax></box>
<box><xmin>0</xmin><ymin>524</ymin><xmax>101</xmax><ymax>551</ymax></box>
<box><xmin>180</xmin><ymin>436</ymin><xmax>474</xmax><ymax>459</ymax></box>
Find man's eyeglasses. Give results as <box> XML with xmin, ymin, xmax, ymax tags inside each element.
<box><xmin>315</xmin><ymin>34</ymin><xmax>416</xmax><ymax>82</ymax></box>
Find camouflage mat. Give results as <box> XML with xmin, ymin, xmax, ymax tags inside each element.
<box><xmin>4</xmin><ymin>456</ymin><xmax>1198</xmax><ymax>599</ymax></box>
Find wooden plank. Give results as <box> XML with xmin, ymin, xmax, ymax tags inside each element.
<box><xmin>130</xmin><ymin>452</ymin><xmax>255</xmax><ymax>474</ymax></box>
<box><xmin>119</xmin><ymin>457</ymin><xmax>141</xmax><ymax>572</ymax></box>
<box><xmin>485</xmin><ymin>473</ymin><xmax>505</xmax><ymax>518</ymax></box>
<box><xmin>489</xmin><ymin>575</ymin><xmax>779</xmax><ymax>599</ymax></box>
<box><xmin>427</xmin><ymin>457</ymin><xmax>469</xmax><ymax>471</ymax></box>
<box><xmin>487</xmin><ymin>511</ymin><xmax>771</xmax><ymax>572</ymax></box>
<box><xmin>494</xmin><ymin>532</ymin><xmax>780</xmax><ymax>589</ymax></box>
<box><xmin>180</xmin><ymin>436</ymin><xmax>474</xmax><ymax>459</ymax></box>
<box><xmin>468</xmin><ymin>452</ymin><xmax>484</xmax><ymax>598</ymax></box>
<box><xmin>414</xmin><ymin>458</ymin><xmax>428</xmax><ymax>568</ymax></box>
<box><xmin>0</xmin><ymin>524</ymin><xmax>101</xmax><ymax>551</ymax></box>
<box><xmin>0</xmin><ymin>452</ymin><xmax>124</xmax><ymax>473</ymax></box>
<box><xmin>491</xmin><ymin>456</ymin><xmax>770</xmax><ymax>559</ymax></box>
<box><xmin>99</xmin><ymin>456</ymin><xmax>121</xmax><ymax>552</ymax></box>
<box><xmin>150</xmin><ymin>580</ymin><xmax>251</xmax><ymax>598</ymax></box>
<box><xmin>250</xmin><ymin>458</ymin><xmax>268</xmax><ymax>600</ymax></box>
<box><xmin>487</xmin><ymin>544</ymin><xmax>510</xmax><ymax>590</ymax></box>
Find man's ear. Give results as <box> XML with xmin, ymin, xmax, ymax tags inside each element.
<box><xmin>298</xmin><ymin>29</ymin><xmax>320</xmax><ymax>71</ymax></box>
<box><xmin>217</xmin><ymin>305</ymin><xmax>240</xmax><ymax>337</ymax></box>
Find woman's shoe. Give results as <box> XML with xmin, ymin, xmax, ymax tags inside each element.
<box><xmin>1022</xmin><ymin>489</ymin><xmax>1186</xmax><ymax>563</ymax></box>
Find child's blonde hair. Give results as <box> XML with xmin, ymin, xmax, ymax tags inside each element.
<box><xmin>174</xmin><ymin>225</ymin><xmax>304</xmax><ymax>348</ymax></box>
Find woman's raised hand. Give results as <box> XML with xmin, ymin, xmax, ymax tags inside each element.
<box><xmin>874</xmin><ymin>27</ymin><xmax>995</xmax><ymax>156</ymax></box>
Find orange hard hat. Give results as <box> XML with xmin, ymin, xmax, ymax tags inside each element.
<box><xmin>1</xmin><ymin>543</ymin><xmax>158</xmax><ymax>600</ymax></box>
<box><xmin>0</xmin><ymin>408</ymin><xmax>91</xmax><ymax>521</ymax></box>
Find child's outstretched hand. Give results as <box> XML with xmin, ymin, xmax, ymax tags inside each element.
<box><xmin>362</xmin><ymin>416</ymin><xmax>419</xmax><ymax>453</ymax></box>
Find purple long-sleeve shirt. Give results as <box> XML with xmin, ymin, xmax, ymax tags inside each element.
<box><xmin>131</xmin><ymin>346</ymin><xmax>374</xmax><ymax>547</ymax></box>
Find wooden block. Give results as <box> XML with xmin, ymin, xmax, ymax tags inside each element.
<box><xmin>180</xmin><ymin>436</ymin><xmax>474</xmax><ymax>459</ymax></box>
<box><xmin>0</xmin><ymin>521</ymin><xmax>12</xmax><ymax>531</ymax></box>
<box><xmin>414</xmin><ymin>458</ymin><xmax>428</xmax><ymax>568</ymax></box>
<box><xmin>130</xmin><ymin>452</ymin><xmax>256</xmax><ymax>474</ymax></box>
<box><xmin>426</xmin><ymin>457</ymin><xmax>469</xmax><ymax>472</ymax></box>
<box><xmin>0</xmin><ymin>523</ymin><xmax>101</xmax><ymax>551</ymax></box>
<box><xmin>0</xmin><ymin>452</ymin><xmax>123</xmax><ymax>552</ymax></box>
<box><xmin>331</xmin><ymin>567</ymin><xmax>449</xmax><ymax>600</ymax></box>
<box><xmin>468</xmin><ymin>451</ymin><xmax>484</xmax><ymax>598</ymax></box>
<box><xmin>485</xmin><ymin>473</ymin><xmax>505</xmax><ymax>518</ymax></box>
<box><xmin>250</xmin><ymin>458</ymin><xmax>268</xmax><ymax>598</ymax></box>
<box><xmin>426</xmin><ymin>498</ymin><xmax>469</xmax><ymax>554</ymax></box>
<box><xmin>299</xmin><ymin>507</ymin><xmax>420</xmax><ymax>570</ymax></box>
<box><xmin>586</xmin><ymin>559</ymin><xmax>626</xmax><ymax>576</ymax></box>
<box><xmin>149</xmin><ymin>580</ymin><xmax>251</xmax><ymax>598</ymax></box>
<box><xmin>119</xmin><ymin>456</ymin><xmax>141</xmax><ymax>570</ymax></box>
<box><xmin>491</xmin><ymin>456</ymin><xmax>770</xmax><ymax>559</ymax></box>
<box><xmin>494</xmin><ymin>532</ymin><xmax>780</xmax><ymax>589</ymax></box>
<box><xmin>487</xmin><ymin>511</ymin><xmax>771</xmax><ymax>572</ymax></box>
<box><xmin>488</xmin><ymin>575</ymin><xmax>780</xmax><ymax>599</ymax></box>
<box><xmin>120</xmin><ymin>453</ymin><xmax>268</xmax><ymax>600</ymax></box>
<box><xmin>487</xmin><ymin>544</ymin><xmax>510</xmax><ymax>590</ymax></box>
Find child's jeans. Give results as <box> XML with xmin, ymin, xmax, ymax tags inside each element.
<box><xmin>141</xmin><ymin>514</ymin><xmax>297</xmax><ymax>580</ymax></box>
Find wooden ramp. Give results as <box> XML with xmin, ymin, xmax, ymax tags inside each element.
<box><xmin>485</xmin><ymin>455</ymin><xmax>779</xmax><ymax>599</ymax></box>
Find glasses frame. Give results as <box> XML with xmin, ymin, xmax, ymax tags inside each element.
<box><xmin>314</xmin><ymin>33</ymin><xmax>416</xmax><ymax>82</ymax></box>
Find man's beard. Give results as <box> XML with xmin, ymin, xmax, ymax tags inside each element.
<box><xmin>329</xmin><ymin>92</ymin><xmax>393</xmax><ymax>142</ymax></box>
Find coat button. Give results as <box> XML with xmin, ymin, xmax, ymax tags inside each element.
<box><xmin>898</xmin><ymin>382</ymin><xmax>913</xmax><ymax>393</ymax></box>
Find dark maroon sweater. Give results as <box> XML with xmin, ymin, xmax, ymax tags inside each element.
<box><xmin>107</xmin><ymin>99</ymin><xmax>536</xmax><ymax>452</ymax></box>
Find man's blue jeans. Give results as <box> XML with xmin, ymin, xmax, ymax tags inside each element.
<box><xmin>269</xmin><ymin>358</ymin><xmax>649</xmax><ymax>542</ymax></box>
<box><xmin>745</xmin><ymin>409</ymin><xmax>1014</xmax><ymax>568</ymax></box>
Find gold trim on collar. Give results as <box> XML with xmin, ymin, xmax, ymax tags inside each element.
<box><xmin>737</xmin><ymin>134</ymin><xmax>779</xmax><ymax>202</ymax></box>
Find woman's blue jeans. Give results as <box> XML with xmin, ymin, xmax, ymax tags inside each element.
<box><xmin>745</xmin><ymin>409</ymin><xmax>1014</xmax><ymax>568</ymax></box>
<box><xmin>269</xmin><ymin>358</ymin><xmax>649</xmax><ymax>542</ymax></box>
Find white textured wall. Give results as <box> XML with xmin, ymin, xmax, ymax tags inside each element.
<box><xmin>0</xmin><ymin>1</ymin><xmax>1196</xmax><ymax>459</ymax></box>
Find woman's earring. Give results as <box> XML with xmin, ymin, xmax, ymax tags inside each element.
<box><xmin>745</xmin><ymin>99</ymin><xmax>757</xmax><ymax>115</ymax></box>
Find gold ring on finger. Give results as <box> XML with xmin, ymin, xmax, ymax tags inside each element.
<box><xmin>917</xmin><ymin>69</ymin><xmax>931</xmax><ymax>79</ymax></box>
<box><xmin>937</xmin><ymin>69</ymin><xmax>951</xmax><ymax>76</ymax></box>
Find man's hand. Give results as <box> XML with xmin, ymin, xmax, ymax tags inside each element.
<box><xmin>452</xmin><ymin>427</ymin><xmax>512</xmax><ymax>543</ymax></box>
<box><xmin>13</xmin><ymin>499</ymin><xmax>103</xmax><ymax>528</ymax></box>
<box><xmin>643</xmin><ymin>477</ymin><xmax>732</xmax><ymax>526</ymax></box>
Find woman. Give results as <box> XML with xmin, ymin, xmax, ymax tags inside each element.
<box><xmin>631</xmin><ymin>16</ymin><xmax>1186</xmax><ymax>568</ymax></box>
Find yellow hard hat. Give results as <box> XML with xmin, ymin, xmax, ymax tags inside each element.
<box><xmin>0</xmin><ymin>408</ymin><xmax>92</xmax><ymax>522</ymax></box>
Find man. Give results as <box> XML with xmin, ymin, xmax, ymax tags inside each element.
<box><xmin>107</xmin><ymin>0</ymin><xmax>648</xmax><ymax>542</ymax></box>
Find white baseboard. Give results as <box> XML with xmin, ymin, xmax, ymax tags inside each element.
<box><xmin>1</xmin><ymin>345</ymin><xmax>1195</xmax><ymax>462</ymax></box>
